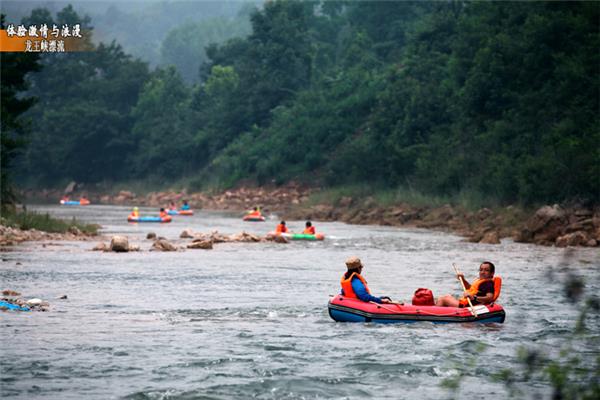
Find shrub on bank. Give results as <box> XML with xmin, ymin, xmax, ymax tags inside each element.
<box><xmin>0</xmin><ymin>209</ymin><xmax>99</xmax><ymax>235</ymax></box>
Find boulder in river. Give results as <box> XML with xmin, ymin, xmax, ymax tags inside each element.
<box><xmin>187</xmin><ymin>240</ymin><xmax>213</xmax><ymax>249</ymax></box>
<box><xmin>151</xmin><ymin>239</ymin><xmax>177</xmax><ymax>252</ymax></box>
<box><xmin>110</xmin><ymin>236</ymin><xmax>129</xmax><ymax>252</ymax></box>
<box><xmin>180</xmin><ymin>229</ymin><xmax>194</xmax><ymax>239</ymax></box>
<box><xmin>92</xmin><ymin>242</ymin><xmax>108</xmax><ymax>251</ymax></box>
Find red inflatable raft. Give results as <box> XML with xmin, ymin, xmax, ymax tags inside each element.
<box><xmin>243</xmin><ymin>215</ymin><xmax>265</xmax><ymax>222</ymax></box>
<box><xmin>328</xmin><ymin>295</ymin><xmax>505</xmax><ymax>324</ymax></box>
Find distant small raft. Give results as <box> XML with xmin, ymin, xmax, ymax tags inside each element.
<box><xmin>328</xmin><ymin>295</ymin><xmax>505</xmax><ymax>324</ymax></box>
<box><xmin>268</xmin><ymin>232</ymin><xmax>325</xmax><ymax>241</ymax></box>
<box><xmin>0</xmin><ymin>300</ymin><xmax>29</xmax><ymax>311</ymax></box>
<box><xmin>243</xmin><ymin>215</ymin><xmax>265</xmax><ymax>222</ymax></box>
<box><xmin>60</xmin><ymin>199</ymin><xmax>90</xmax><ymax>205</ymax></box>
<box><xmin>167</xmin><ymin>209</ymin><xmax>193</xmax><ymax>216</ymax></box>
<box><xmin>127</xmin><ymin>216</ymin><xmax>172</xmax><ymax>223</ymax></box>
<box><xmin>284</xmin><ymin>232</ymin><xmax>325</xmax><ymax>241</ymax></box>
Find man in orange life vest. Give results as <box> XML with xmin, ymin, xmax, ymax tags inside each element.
<box><xmin>247</xmin><ymin>206</ymin><xmax>262</xmax><ymax>217</ymax></box>
<box><xmin>302</xmin><ymin>221</ymin><xmax>315</xmax><ymax>235</ymax></box>
<box><xmin>275</xmin><ymin>221</ymin><xmax>288</xmax><ymax>233</ymax></box>
<box><xmin>340</xmin><ymin>256</ymin><xmax>392</xmax><ymax>304</ymax></box>
<box><xmin>436</xmin><ymin>261</ymin><xmax>497</xmax><ymax>307</ymax></box>
<box><xmin>159</xmin><ymin>208</ymin><xmax>168</xmax><ymax>219</ymax></box>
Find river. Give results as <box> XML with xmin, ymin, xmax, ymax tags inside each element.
<box><xmin>1</xmin><ymin>205</ymin><xmax>599</xmax><ymax>399</ymax></box>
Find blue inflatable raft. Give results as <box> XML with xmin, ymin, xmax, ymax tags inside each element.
<box><xmin>0</xmin><ymin>300</ymin><xmax>30</xmax><ymax>311</ymax></box>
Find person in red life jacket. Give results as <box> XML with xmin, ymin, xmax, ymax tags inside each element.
<box><xmin>436</xmin><ymin>261</ymin><xmax>497</xmax><ymax>307</ymax></box>
<box><xmin>340</xmin><ymin>256</ymin><xmax>392</xmax><ymax>304</ymax></box>
<box><xmin>247</xmin><ymin>206</ymin><xmax>262</xmax><ymax>217</ymax></box>
<box><xmin>302</xmin><ymin>221</ymin><xmax>315</xmax><ymax>235</ymax></box>
<box><xmin>159</xmin><ymin>207</ymin><xmax>168</xmax><ymax>219</ymax></box>
<box><xmin>275</xmin><ymin>221</ymin><xmax>288</xmax><ymax>234</ymax></box>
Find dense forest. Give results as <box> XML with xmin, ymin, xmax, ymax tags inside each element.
<box><xmin>3</xmin><ymin>1</ymin><xmax>599</xmax><ymax>207</ymax></box>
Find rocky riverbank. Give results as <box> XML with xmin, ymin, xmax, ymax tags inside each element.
<box><xmin>23</xmin><ymin>184</ymin><xmax>311</xmax><ymax>213</ymax></box>
<box><xmin>20</xmin><ymin>185</ymin><xmax>600</xmax><ymax>247</ymax></box>
<box><xmin>286</xmin><ymin>201</ymin><xmax>599</xmax><ymax>247</ymax></box>
<box><xmin>0</xmin><ymin>224</ymin><xmax>102</xmax><ymax>247</ymax></box>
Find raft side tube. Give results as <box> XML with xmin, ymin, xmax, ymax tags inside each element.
<box><xmin>328</xmin><ymin>295</ymin><xmax>505</xmax><ymax>324</ymax></box>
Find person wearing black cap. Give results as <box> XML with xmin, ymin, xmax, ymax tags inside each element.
<box><xmin>340</xmin><ymin>256</ymin><xmax>392</xmax><ymax>304</ymax></box>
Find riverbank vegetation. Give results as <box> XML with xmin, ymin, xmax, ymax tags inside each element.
<box><xmin>1</xmin><ymin>208</ymin><xmax>99</xmax><ymax>235</ymax></box>
<box><xmin>2</xmin><ymin>1</ymin><xmax>598</xmax><ymax>210</ymax></box>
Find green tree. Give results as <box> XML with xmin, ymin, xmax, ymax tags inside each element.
<box><xmin>0</xmin><ymin>14</ymin><xmax>41</xmax><ymax>206</ymax></box>
<box><xmin>130</xmin><ymin>66</ymin><xmax>192</xmax><ymax>178</ymax></box>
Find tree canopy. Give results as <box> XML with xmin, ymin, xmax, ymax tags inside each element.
<box><xmin>8</xmin><ymin>1</ymin><xmax>598</xmax><ymax>205</ymax></box>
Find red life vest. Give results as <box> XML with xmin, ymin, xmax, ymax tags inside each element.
<box><xmin>459</xmin><ymin>276</ymin><xmax>502</xmax><ymax>306</ymax></box>
<box><xmin>275</xmin><ymin>224</ymin><xmax>288</xmax><ymax>233</ymax></box>
<box><xmin>340</xmin><ymin>272</ymin><xmax>371</xmax><ymax>299</ymax></box>
<box><xmin>303</xmin><ymin>226</ymin><xmax>315</xmax><ymax>234</ymax></box>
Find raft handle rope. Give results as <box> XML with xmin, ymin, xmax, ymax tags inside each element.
<box><xmin>369</xmin><ymin>301</ymin><xmax>467</xmax><ymax>317</ymax></box>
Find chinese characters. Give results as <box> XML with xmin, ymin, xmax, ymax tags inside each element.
<box><xmin>5</xmin><ymin>23</ymin><xmax>83</xmax><ymax>53</ymax></box>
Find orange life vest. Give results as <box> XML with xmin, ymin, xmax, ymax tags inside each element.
<box><xmin>459</xmin><ymin>276</ymin><xmax>502</xmax><ymax>306</ymax></box>
<box><xmin>340</xmin><ymin>272</ymin><xmax>371</xmax><ymax>299</ymax></box>
<box><xmin>303</xmin><ymin>226</ymin><xmax>315</xmax><ymax>235</ymax></box>
<box><xmin>275</xmin><ymin>224</ymin><xmax>288</xmax><ymax>233</ymax></box>
<box><xmin>129</xmin><ymin>211</ymin><xmax>139</xmax><ymax>218</ymax></box>
<box><xmin>159</xmin><ymin>211</ymin><xmax>168</xmax><ymax>218</ymax></box>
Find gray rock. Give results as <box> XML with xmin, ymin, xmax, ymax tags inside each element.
<box><xmin>92</xmin><ymin>242</ymin><xmax>108</xmax><ymax>251</ymax></box>
<box><xmin>187</xmin><ymin>240</ymin><xmax>213</xmax><ymax>249</ymax></box>
<box><xmin>151</xmin><ymin>239</ymin><xmax>177</xmax><ymax>252</ymax></box>
<box><xmin>180</xmin><ymin>229</ymin><xmax>194</xmax><ymax>239</ymax></box>
<box><xmin>110</xmin><ymin>236</ymin><xmax>129</xmax><ymax>252</ymax></box>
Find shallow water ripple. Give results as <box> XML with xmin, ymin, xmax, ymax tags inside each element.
<box><xmin>1</xmin><ymin>205</ymin><xmax>598</xmax><ymax>399</ymax></box>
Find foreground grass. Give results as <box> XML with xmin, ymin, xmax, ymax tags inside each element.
<box><xmin>1</xmin><ymin>208</ymin><xmax>99</xmax><ymax>235</ymax></box>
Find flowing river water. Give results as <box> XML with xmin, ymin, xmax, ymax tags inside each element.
<box><xmin>1</xmin><ymin>205</ymin><xmax>599</xmax><ymax>399</ymax></box>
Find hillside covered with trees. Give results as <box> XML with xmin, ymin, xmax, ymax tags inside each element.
<box><xmin>4</xmin><ymin>1</ymin><xmax>598</xmax><ymax>207</ymax></box>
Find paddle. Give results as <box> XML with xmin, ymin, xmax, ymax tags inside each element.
<box><xmin>452</xmin><ymin>263</ymin><xmax>477</xmax><ymax>317</ymax></box>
